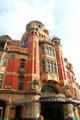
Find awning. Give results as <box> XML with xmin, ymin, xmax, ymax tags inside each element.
<box><xmin>13</xmin><ymin>97</ymin><xmax>80</xmax><ymax>105</ymax></box>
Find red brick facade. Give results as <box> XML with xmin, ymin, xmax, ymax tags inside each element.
<box><xmin>0</xmin><ymin>20</ymin><xmax>80</xmax><ymax>99</ymax></box>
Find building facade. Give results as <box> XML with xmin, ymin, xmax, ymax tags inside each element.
<box><xmin>0</xmin><ymin>21</ymin><xmax>80</xmax><ymax>120</ymax></box>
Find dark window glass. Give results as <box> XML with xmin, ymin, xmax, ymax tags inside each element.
<box><xmin>49</xmin><ymin>48</ymin><xmax>51</xmax><ymax>55</ymax></box>
<box><xmin>0</xmin><ymin>42</ymin><xmax>5</xmax><ymax>49</ymax></box>
<box><xmin>46</xmin><ymin>47</ymin><xmax>49</xmax><ymax>54</ymax></box>
<box><xmin>20</xmin><ymin>59</ymin><xmax>25</xmax><ymax>68</ymax></box>
<box><xmin>38</xmin><ymin>25</ymin><xmax>41</xmax><ymax>28</ymax></box>
<box><xmin>51</xmin><ymin>62</ymin><xmax>54</xmax><ymax>72</ymax></box>
<box><xmin>21</xmin><ymin>44</ymin><xmax>27</xmax><ymax>48</ymax></box>
<box><xmin>18</xmin><ymin>76</ymin><xmax>24</xmax><ymax>90</ymax></box>
<box><xmin>0</xmin><ymin>74</ymin><xmax>3</xmax><ymax>88</ymax></box>
<box><xmin>54</xmin><ymin>63</ymin><xmax>57</xmax><ymax>73</ymax></box>
<box><xmin>48</xmin><ymin>61</ymin><xmax>50</xmax><ymax>72</ymax></box>
<box><xmin>41</xmin><ymin>47</ymin><xmax>44</xmax><ymax>54</ymax></box>
<box><xmin>2</xmin><ymin>57</ymin><xmax>7</xmax><ymax>66</ymax></box>
<box><xmin>41</xmin><ymin>86</ymin><xmax>58</xmax><ymax>94</ymax></box>
<box><xmin>42</xmin><ymin>60</ymin><xmax>45</xmax><ymax>72</ymax></box>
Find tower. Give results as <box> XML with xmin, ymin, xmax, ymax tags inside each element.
<box><xmin>52</xmin><ymin>37</ymin><xmax>67</xmax><ymax>87</ymax></box>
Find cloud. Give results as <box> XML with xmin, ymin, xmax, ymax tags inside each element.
<box><xmin>0</xmin><ymin>0</ymin><xmax>55</xmax><ymax>39</ymax></box>
<box><xmin>53</xmin><ymin>0</ymin><xmax>80</xmax><ymax>83</ymax></box>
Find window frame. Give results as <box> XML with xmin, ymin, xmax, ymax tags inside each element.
<box><xmin>41</xmin><ymin>46</ymin><xmax>45</xmax><ymax>54</ymax></box>
<box><xmin>54</xmin><ymin>63</ymin><xmax>57</xmax><ymax>74</ymax></box>
<box><xmin>2</xmin><ymin>57</ymin><xmax>7</xmax><ymax>67</ymax></box>
<box><xmin>18</xmin><ymin>75</ymin><xmax>24</xmax><ymax>90</ymax></box>
<box><xmin>42</xmin><ymin>60</ymin><xmax>45</xmax><ymax>72</ymax></box>
<box><xmin>20</xmin><ymin>59</ymin><xmax>25</xmax><ymax>69</ymax></box>
<box><xmin>0</xmin><ymin>74</ymin><xmax>4</xmax><ymax>88</ymax></box>
<box><xmin>47</xmin><ymin>61</ymin><xmax>51</xmax><ymax>72</ymax></box>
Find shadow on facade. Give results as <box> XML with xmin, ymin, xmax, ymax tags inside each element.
<box><xmin>0</xmin><ymin>100</ymin><xmax>6</xmax><ymax>120</ymax></box>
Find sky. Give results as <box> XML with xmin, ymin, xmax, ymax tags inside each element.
<box><xmin>0</xmin><ymin>0</ymin><xmax>80</xmax><ymax>84</ymax></box>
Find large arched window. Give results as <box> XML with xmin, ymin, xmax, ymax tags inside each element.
<box><xmin>41</xmin><ymin>86</ymin><xmax>58</xmax><ymax>94</ymax></box>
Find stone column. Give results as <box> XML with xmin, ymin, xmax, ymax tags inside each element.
<box><xmin>26</xmin><ymin>102</ymin><xmax>40</xmax><ymax>120</ymax></box>
<box><xmin>4</xmin><ymin>101</ymin><xmax>11</xmax><ymax>120</ymax></box>
<box><xmin>67</xmin><ymin>104</ymin><xmax>74</xmax><ymax>120</ymax></box>
<box><xmin>63</xmin><ymin>104</ymin><xmax>75</xmax><ymax>120</ymax></box>
<box><xmin>74</xmin><ymin>106</ymin><xmax>79</xmax><ymax>120</ymax></box>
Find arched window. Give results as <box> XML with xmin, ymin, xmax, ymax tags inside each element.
<box><xmin>41</xmin><ymin>86</ymin><xmax>58</xmax><ymax>94</ymax></box>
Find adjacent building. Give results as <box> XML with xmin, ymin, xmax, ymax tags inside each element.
<box><xmin>0</xmin><ymin>21</ymin><xmax>80</xmax><ymax>120</ymax></box>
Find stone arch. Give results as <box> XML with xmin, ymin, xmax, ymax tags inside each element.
<box><xmin>41</xmin><ymin>80</ymin><xmax>60</xmax><ymax>93</ymax></box>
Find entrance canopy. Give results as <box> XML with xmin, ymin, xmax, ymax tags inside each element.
<box><xmin>14</xmin><ymin>97</ymin><xmax>80</xmax><ymax>105</ymax></box>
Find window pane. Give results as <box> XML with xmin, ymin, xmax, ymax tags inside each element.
<box><xmin>42</xmin><ymin>61</ymin><xmax>45</xmax><ymax>72</ymax></box>
<box><xmin>41</xmin><ymin>86</ymin><xmax>58</xmax><ymax>93</ymax></box>
<box><xmin>49</xmin><ymin>48</ymin><xmax>51</xmax><ymax>55</ymax></box>
<box><xmin>0</xmin><ymin>74</ymin><xmax>3</xmax><ymax>79</ymax></box>
<box><xmin>48</xmin><ymin>62</ymin><xmax>50</xmax><ymax>72</ymax></box>
<box><xmin>0</xmin><ymin>80</ymin><xmax>2</xmax><ymax>88</ymax></box>
<box><xmin>18</xmin><ymin>82</ymin><xmax>23</xmax><ymax>90</ymax></box>
<box><xmin>20</xmin><ymin>59</ymin><xmax>25</xmax><ymax>68</ymax></box>
<box><xmin>46</xmin><ymin>47</ymin><xmax>49</xmax><ymax>54</ymax></box>
<box><xmin>50</xmin><ymin>49</ymin><xmax>52</xmax><ymax>55</ymax></box>
<box><xmin>51</xmin><ymin>63</ymin><xmax>54</xmax><ymax>72</ymax></box>
<box><xmin>41</xmin><ymin>47</ymin><xmax>44</xmax><ymax>54</ymax></box>
<box><xmin>18</xmin><ymin>76</ymin><xmax>24</xmax><ymax>90</ymax></box>
<box><xmin>2</xmin><ymin>57</ymin><xmax>7</xmax><ymax>66</ymax></box>
<box><xmin>19</xmin><ymin>76</ymin><xmax>24</xmax><ymax>81</ymax></box>
<box><xmin>52</xmin><ymin>50</ymin><xmax>55</xmax><ymax>56</ymax></box>
<box><xmin>54</xmin><ymin>63</ymin><xmax>57</xmax><ymax>73</ymax></box>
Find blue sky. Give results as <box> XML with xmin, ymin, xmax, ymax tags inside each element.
<box><xmin>0</xmin><ymin>0</ymin><xmax>80</xmax><ymax>84</ymax></box>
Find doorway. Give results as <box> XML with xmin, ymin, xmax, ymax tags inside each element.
<box><xmin>0</xmin><ymin>100</ymin><xmax>6</xmax><ymax>120</ymax></box>
<box><xmin>15</xmin><ymin>106</ymin><xmax>22</xmax><ymax>119</ymax></box>
<box><xmin>41</xmin><ymin>101</ymin><xmax>64</xmax><ymax>120</ymax></box>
